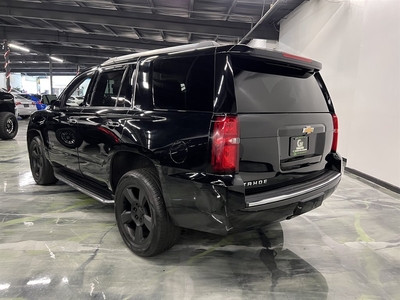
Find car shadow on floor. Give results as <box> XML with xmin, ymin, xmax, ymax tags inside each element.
<box><xmin>143</xmin><ymin>223</ymin><xmax>329</xmax><ymax>299</ymax></box>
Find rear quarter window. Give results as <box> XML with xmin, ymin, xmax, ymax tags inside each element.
<box><xmin>152</xmin><ymin>55</ymin><xmax>214</xmax><ymax>112</ymax></box>
<box><xmin>232</xmin><ymin>56</ymin><xmax>329</xmax><ymax>113</ymax></box>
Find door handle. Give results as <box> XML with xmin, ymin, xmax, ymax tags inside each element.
<box><xmin>67</xmin><ymin>117</ymin><xmax>78</xmax><ymax>124</ymax></box>
<box><xmin>106</xmin><ymin>121</ymin><xmax>120</xmax><ymax>128</ymax></box>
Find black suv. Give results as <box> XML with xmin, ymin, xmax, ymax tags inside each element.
<box><xmin>0</xmin><ymin>90</ymin><xmax>18</xmax><ymax>140</ymax></box>
<box><xmin>27</xmin><ymin>42</ymin><xmax>342</xmax><ymax>256</ymax></box>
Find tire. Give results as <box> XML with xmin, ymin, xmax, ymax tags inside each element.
<box><xmin>145</xmin><ymin>168</ymin><xmax>181</xmax><ymax>246</ymax></box>
<box><xmin>28</xmin><ymin>136</ymin><xmax>58</xmax><ymax>185</ymax></box>
<box><xmin>115</xmin><ymin>169</ymin><xmax>181</xmax><ymax>257</ymax></box>
<box><xmin>0</xmin><ymin>112</ymin><xmax>18</xmax><ymax>140</ymax></box>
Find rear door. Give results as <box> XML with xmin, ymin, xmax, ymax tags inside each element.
<box><xmin>228</xmin><ymin>54</ymin><xmax>335</xmax><ymax>193</ymax></box>
<box><xmin>76</xmin><ymin>64</ymin><xmax>134</xmax><ymax>187</ymax></box>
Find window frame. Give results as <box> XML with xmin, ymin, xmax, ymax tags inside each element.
<box><xmin>61</xmin><ymin>69</ymin><xmax>97</xmax><ymax>108</ymax></box>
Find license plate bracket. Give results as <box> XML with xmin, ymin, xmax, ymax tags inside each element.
<box><xmin>290</xmin><ymin>136</ymin><xmax>309</xmax><ymax>156</ymax></box>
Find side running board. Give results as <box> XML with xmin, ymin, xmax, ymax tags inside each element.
<box><xmin>55</xmin><ymin>173</ymin><xmax>115</xmax><ymax>205</ymax></box>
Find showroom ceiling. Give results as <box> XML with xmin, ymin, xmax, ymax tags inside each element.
<box><xmin>0</xmin><ymin>0</ymin><xmax>305</xmax><ymax>75</ymax></box>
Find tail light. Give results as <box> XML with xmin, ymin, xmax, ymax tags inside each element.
<box><xmin>32</xmin><ymin>102</ymin><xmax>36</xmax><ymax>105</ymax></box>
<box><xmin>331</xmin><ymin>114</ymin><xmax>338</xmax><ymax>152</ymax></box>
<box><xmin>211</xmin><ymin>115</ymin><xmax>240</xmax><ymax>173</ymax></box>
<box><xmin>15</xmin><ymin>102</ymin><xmax>21</xmax><ymax>105</ymax></box>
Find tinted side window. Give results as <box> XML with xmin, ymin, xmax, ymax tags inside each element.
<box><xmin>65</xmin><ymin>76</ymin><xmax>93</xmax><ymax>107</ymax></box>
<box><xmin>91</xmin><ymin>69</ymin><xmax>125</xmax><ymax>107</ymax></box>
<box><xmin>42</xmin><ymin>95</ymin><xmax>57</xmax><ymax>105</ymax></box>
<box><xmin>116</xmin><ymin>66</ymin><xmax>134</xmax><ymax>107</ymax></box>
<box><xmin>232</xmin><ymin>55</ymin><xmax>329</xmax><ymax>113</ymax></box>
<box><xmin>152</xmin><ymin>55</ymin><xmax>214</xmax><ymax>112</ymax></box>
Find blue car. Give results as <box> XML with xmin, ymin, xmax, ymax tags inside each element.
<box><xmin>19</xmin><ymin>94</ymin><xmax>57</xmax><ymax>110</ymax></box>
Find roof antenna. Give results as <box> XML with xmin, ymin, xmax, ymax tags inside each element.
<box><xmin>237</xmin><ymin>0</ymin><xmax>283</xmax><ymax>45</ymax></box>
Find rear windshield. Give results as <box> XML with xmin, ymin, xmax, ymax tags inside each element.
<box><xmin>232</xmin><ymin>56</ymin><xmax>329</xmax><ymax>113</ymax></box>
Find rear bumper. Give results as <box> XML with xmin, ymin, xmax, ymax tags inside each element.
<box><xmin>162</xmin><ymin>154</ymin><xmax>343</xmax><ymax>235</ymax></box>
<box><xmin>244</xmin><ymin>170</ymin><xmax>340</xmax><ymax>210</ymax></box>
<box><xmin>225</xmin><ymin>170</ymin><xmax>341</xmax><ymax>232</ymax></box>
<box><xmin>17</xmin><ymin>106</ymin><xmax>36</xmax><ymax>116</ymax></box>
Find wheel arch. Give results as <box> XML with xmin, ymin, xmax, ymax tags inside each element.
<box><xmin>110</xmin><ymin>149</ymin><xmax>160</xmax><ymax>193</ymax></box>
<box><xmin>27</xmin><ymin>129</ymin><xmax>53</xmax><ymax>160</ymax></box>
<box><xmin>27</xmin><ymin>129</ymin><xmax>43</xmax><ymax>148</ymax></box>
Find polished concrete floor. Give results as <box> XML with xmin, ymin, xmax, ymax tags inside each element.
<box><xmin>0</xmin><ymin>119</ymin><xmax>399</xmax><ymax>300</ymax></box>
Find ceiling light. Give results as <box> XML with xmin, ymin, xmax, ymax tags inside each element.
<box><xmin>50</xmin><ymin>56</ymin><xmax>63</xmax><ymax>63</ymax></box>
<box><xmin>8</xmin><ymin>43</ymin><xmax>30</xmax><ymax>52</ymax></box>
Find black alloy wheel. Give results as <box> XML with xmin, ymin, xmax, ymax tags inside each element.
<box><xmin>115</xmin><ymin>169</ymin><xmax>180</xmax><ymax>257</ymax></box>
<box><xmin>122</xmin><ymin>184</ymin><xmax>154</xmax><ymax>245</ymax></box>
<box><xmin>6</xmin><ymin>117</ymin><xmax>14</xmax><ymax>134</ymax></box>
<box><xmin>28</xmin><ymin>136</ymin><xmax>57</xmax><ymax>185</ymax></box>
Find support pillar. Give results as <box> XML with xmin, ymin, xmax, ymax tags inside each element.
<box><xmin>2</xmin><ymin>40</ymin><xmax>11</xmax><ymax>92</ymax></box>
<box><xmin>49</xmin><ymin>57</ymin><xmax>53</xmax><ymax>94</ymax></box>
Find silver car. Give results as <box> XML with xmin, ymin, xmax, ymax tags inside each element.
<box><xmin>12</xmin><ymin>93</ymin><xmax>37</xmax><ymax>119</ymax></box>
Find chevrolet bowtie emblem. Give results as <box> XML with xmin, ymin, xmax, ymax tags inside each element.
<box><xmin>302</xmin><ymin>126</ymin><xmax>314</xmax><ymax>135</ymax></box>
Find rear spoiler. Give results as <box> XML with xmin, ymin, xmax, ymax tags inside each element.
<box><xmin>218</xmin><ymin>44</ymin><xmax>322</xmax><ymax>71</ymax></box>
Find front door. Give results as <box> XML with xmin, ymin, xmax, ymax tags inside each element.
<box><xmin>46</xmin><ymin>71</ymin><xmax>96</xmax><ymax>175</ymax></box>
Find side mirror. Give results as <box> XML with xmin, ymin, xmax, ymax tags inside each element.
<box><xmin>50</xmin><ymin>99</ymin><xmax>61</xmax><ymax>109</ymax></box>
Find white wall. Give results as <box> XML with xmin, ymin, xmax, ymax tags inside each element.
<box><xmin>11</xmin><ymin>74</ymin><xmax>22</xmax><ymax>90</ymax></box>
<box><xmin>0</xmin><ymin>73</ymin><xmax>5</xmax><ymax>89</ymax></box>
<box><xmin>0</xmin><ymin>73</ymin><xmax>22</xmax><ymax>90</ymax></box>
<box><xmin>279</xmin><ymin>0</ymin><xmax>400</xmax><ymax>187</ymax></box>
<box><xmin>1</xmin><ymin>74</ymin><xmax>74</xmax><ymax>93</ymax></box>
<box><xmin>38</xmin><ymin>76</ymin><xmax>74</xmax><ymax>94</ymax></box>
<box><xmin>22</xmin><ymin>76</ymin><xmax>38</xmax><ymax>93</ymax></box>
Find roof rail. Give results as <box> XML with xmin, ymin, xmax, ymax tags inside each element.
<box><xmin>102</xmin><ymin>41</ymin><xmax>219</xmax><ymax>66</ymax></box>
